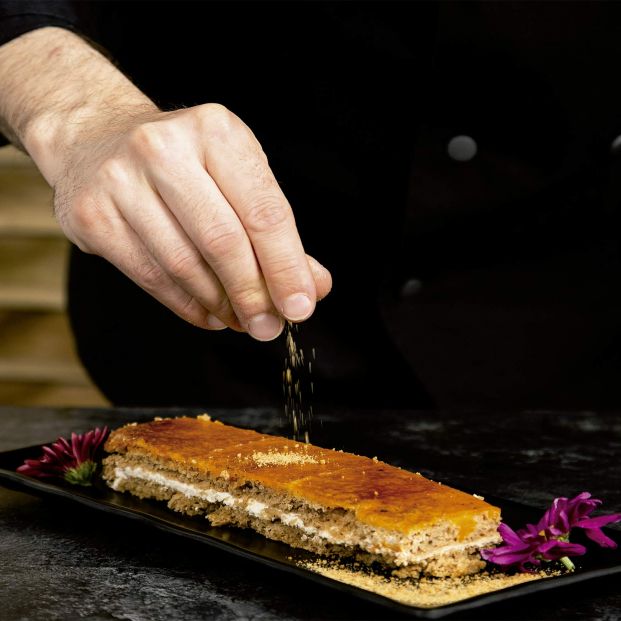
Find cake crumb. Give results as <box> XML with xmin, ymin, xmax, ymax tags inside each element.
<box><xmin>197</xmin><ymin>414</ymin><xmax>211</xmax><ymax>421</ymax></box>
<box><xmin>299</xmin><ymin>560</ymin><xmax>554</xmax><ymax>608</ymax></box>
<box><xmin>473</xmin><ymin>493</ymin><xmax>485</xmax><ymax>500</ymax></box>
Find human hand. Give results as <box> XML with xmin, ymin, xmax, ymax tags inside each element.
<box><xmin>50</xmin><ymin>105</ymin><xmax>332</xmax><ymax>340</ymax></box>
<box><xmin>0</xmin><ymin>28</ymin><xmax>331</xmax><ymax>341</ymax></box>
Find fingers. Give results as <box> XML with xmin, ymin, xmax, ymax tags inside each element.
<box><xmin>307</xmin><ymin>255</ymin><xmax>332</xmax><ymax>301</ymax></box>
<box><xmin>70</xmin><ymin>198</ymin><xmax>230</xmax><ymax>331</ymax></box>
<box><xmin>112</xmin><ymin>180</ymin><xmax>240</xmax><ymax>330</ymax></box>
<box><xmin>197</xmin><ymin>107</ymin><xmax>317</xmax><ymax>323</ymax></box>
<box><xmin>151</xmin><ymin>160</ymin><xmax>287</xmax><ymax>340</ymax></box>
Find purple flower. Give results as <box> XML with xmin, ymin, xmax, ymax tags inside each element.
<box><xmin>482</xmin><ymin>492</ymin><xmax>621</xmax><ymax>572</ymax></box>
<box><xmin>17</xmin><ymin>427</ymin><xmax>109</xmax><ymax>486</ymax></box>
<box><xmin>538</xmin><ymin>492</ymin><xmax>621</xmax><ymax>549</ymax></box>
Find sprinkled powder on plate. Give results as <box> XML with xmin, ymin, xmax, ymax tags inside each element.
<box><xmin>299</xmin><ymin>559</ymin><xmax>557</xmax><ymax>608</ymax></box>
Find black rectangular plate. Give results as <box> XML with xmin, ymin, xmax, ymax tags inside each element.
<box><xmin>0</xmin><ymin>443</ymin><xmax>619</xmax><ymax>618</ymax></box>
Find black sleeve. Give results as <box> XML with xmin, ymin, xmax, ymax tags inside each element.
<box><xmin>0</xmin><ymin>1</ymin><xmax>82</xmax><ymax>46</ymax></box>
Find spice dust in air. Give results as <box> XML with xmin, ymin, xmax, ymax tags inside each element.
<box><xmin>283</xmin><ymin>321</ymin><xmax>315</xmax><ymax>443</ymax></box>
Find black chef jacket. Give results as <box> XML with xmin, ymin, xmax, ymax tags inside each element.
<box><xmin>2</xmin><ymin>1</ymin><xmax>621</xmax><ymax>413</ymax></box>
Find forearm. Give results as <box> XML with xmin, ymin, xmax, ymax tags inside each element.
<box><xmin>0</xmin><ymin>26</ymin><xmax>156</xmax><ymax>185</ymax></box>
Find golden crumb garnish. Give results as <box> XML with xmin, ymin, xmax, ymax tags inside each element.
<box><xmin>153</xmin><ymin>417</ymin><xmax>163</xmax><ymax>421</ymax></box>
<box><xmin>372</xmin><ymin>456</ymin><xmax>378</xmax><ymax>462</ymax></box>
<box><xmin>473</xmin><ymin>493</ymin><xmax>485</xmax><ymax>500</ymax></box>
<box><xmin>299</xmin><ymin>560</ymin><xmax>554</xmax><ymax>608</ymax></box>
<box><xmin>252</xmin><ymin>451</ymin><xmax>318</xmax><ymax>467</ymax></box>
<box><xmin>373</xmin><ymin>490</ymin><xmax>379</xmax><ymax>497</ymax></box>
<box><xmin>190</xmin><ymin>459</ymin><xmax>197</xmax><ymax>464</ymax></box>
<box><xmin>197</xmin><ymin>413</ymin><xmax>211</xmax><ymax>421</ymax></box>
<box><xmin>237</xmin><ymin>453</ymin><xmax>242</xmax><ymax>459</ymax></box>
<box><xmin>220</xmin><ymin>469</ymin><xmax>230</xmax><ymax>480</ymax></box>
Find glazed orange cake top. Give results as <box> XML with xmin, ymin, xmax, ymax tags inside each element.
<box><xmin>105</xmin><ymin>415</ymin><xmax>500</xmax><ymax>536</ymax></box>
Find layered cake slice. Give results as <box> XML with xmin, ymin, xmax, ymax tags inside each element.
<box><xmin>102</xmin><ymin>415</ymin><xmax>501</xmax><ymax>577</ymax></box>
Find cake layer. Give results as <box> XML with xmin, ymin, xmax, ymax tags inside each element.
<box><xmin>104</xmin><ymin>415</ymin><xmax>501</xmax><ymax>536</ymax></box>
<box><xmin>104</xmin><ymin>454</ymin><xmax>500</xmax><ymax>575</ymax></box>
<box><xmin>103</xmin><ymin>415</ymin><xmax>502</xmax><ymax>576</ymax></box>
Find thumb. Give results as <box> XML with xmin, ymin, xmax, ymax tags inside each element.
<box><xmin>306</xmin><ymin>255</ymin><xmax>332</xmax><ymax>301</ymax></box>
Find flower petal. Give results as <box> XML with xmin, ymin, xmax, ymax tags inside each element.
<box><xmin>16</xmin><ymin>426</ymin><xmax>109</xmax><ymax>485</ymax></box>
<box><xmin>575</xmin><ymin>514</ymin><xmax>621</xmax><ymax>529</ymax></box>
<box><xmin>498</xmin><ymin>523</ymin><xmax>529</xmax><ymax>546</ymax></box>
<box><xmin>582</xmin><ymin>528</ymin><xmax>618</xmax><ymax>549</ymax></box>
<box><xmin>537</xmin><ymin>540</ymin><xmax>587</xmax><ymax>560</ymax></box>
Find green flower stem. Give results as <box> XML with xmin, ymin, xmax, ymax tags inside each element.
<box><xmin>560</xmin><ymin>556</ymin><xmax>575</xmax><ymax>571</ymax></box>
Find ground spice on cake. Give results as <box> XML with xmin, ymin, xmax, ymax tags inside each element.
<box><xmin>252</xmin><ymin>451</ymin><xmax>319</xmax><ymax>467</ymax></box>
<box><xmin>299</xmin><ymin>559</ymin><xmax>556</xmax><ymax>608</ymax></box>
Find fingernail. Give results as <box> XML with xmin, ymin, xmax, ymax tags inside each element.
<box><xmin>282</xmin><ymin>293</ymin><xmax>313</xmax><ymax>321</ymax></box>
<box><xmin>206</xmin><ymin>315</ymin><xmax>228</xmax><ymax>330</ymax></box>
<box><xmin>248</xmin><ymin>313</ymin><xmax>283</xmax><ymax>341</ymax></box>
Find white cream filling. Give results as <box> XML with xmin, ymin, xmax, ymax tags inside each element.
<box><xmin>111</xmin><ymin>466</ymin><xmax>499</xmax><ymax>565</ymax></box>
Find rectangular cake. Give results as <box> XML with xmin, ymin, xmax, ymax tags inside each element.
<box><xmin>102</xmin><ymin>415</ymin><xmax>501</xmax><ymax>577</ymax></box>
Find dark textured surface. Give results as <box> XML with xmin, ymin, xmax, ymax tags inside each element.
<box><xmin>0</xmin><ymin>406</ymin><xmax>620</xmax><ymax>620</ymax></box>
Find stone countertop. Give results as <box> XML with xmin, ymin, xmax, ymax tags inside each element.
<box><xmin>0</xmin><ymin>406</ymin><xmax>619</xmax><ymax>621</ymax></box>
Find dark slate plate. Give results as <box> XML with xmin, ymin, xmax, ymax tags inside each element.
<box><xmin>0</xmin><ymin>443</ymin><xmax>619</xmax><ymax>619</ymax></box>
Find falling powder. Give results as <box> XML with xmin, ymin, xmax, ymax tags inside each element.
<box><xmin>283</xmin><ymin>321</ymin><xmax>315</xmax><ymax>442</ymax></box>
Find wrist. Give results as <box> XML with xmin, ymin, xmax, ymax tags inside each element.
<box><xmin>0</xmin><ymin>27</ymin><xmax>157</xmax><ymax>186</ymax></box>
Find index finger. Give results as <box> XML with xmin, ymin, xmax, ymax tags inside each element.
<box><xmin>201</xmin><ymin>113</ymin><xmax>317</xmax><ymax>322</ymax></box>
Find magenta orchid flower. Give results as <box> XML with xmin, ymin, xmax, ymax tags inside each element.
<box><xmin>17</xmin><ymin>427</ymin><xmax>109</xmax><ymax>486</ymax></box>
<box><xmin>482</xmin><ymin>492</ymin><xmax>620</xmax><ymax>573</ymax></box>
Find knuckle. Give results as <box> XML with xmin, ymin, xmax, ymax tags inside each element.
<box><xmin>198</xmin><ymin>103</ymin><xmax>237</xmax><ymax>138</ymax></box>
<box><xmin>97</xmin><ymin>158</ymin><xmax>130</xmax><ymax>188</ymax></box>
<box><xmin>227</xmin><ymin>283</ymin><xmax>268</xmax><ymax>315</ymax></box>
<box><xmin>210</xmin><ymin>296</ymin><xmax>234</xmax><ymax>321</ymax></box>
<box><xmin>163</xmin><ymin>247</ymin><xmax>203</xmax><ymax>283</ymax></box>
<box><xmin>200</xmin><ymin>221</ymin><xmax>242</xmax><ymax>255</ymax></box>
<box><xmin>266</xmin><ymin>257</ymin><xmax>304</xmax><ymax>282</ymax></box>
<box><xmin>172</xmin><ymin>294</ymin><xmax>211</xmax><ymax>329</ymax></box>
<box><xmin>244</xmin><ymin>196</ymin><xmax>289</xmax><ymax>233</ymax></box>
<box><xmin>138</xmin><ymin>262</ymin><xmax>168</xmax><ymax>292</ymax></box>
<box><xmin>128</xmin><ymin>122</ymin><xmax>173</xmax><ymax>160</ymax></box>
<box><xmin>67</xmin><ymin>194</ymin><xmax>104</xmax><ymax>233</ymax></box>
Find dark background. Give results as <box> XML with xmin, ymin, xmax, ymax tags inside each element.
<box><xmin>391</xmin><ymin>1</ymin><xmax>621</xmax><ymax>411</ymax></box>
